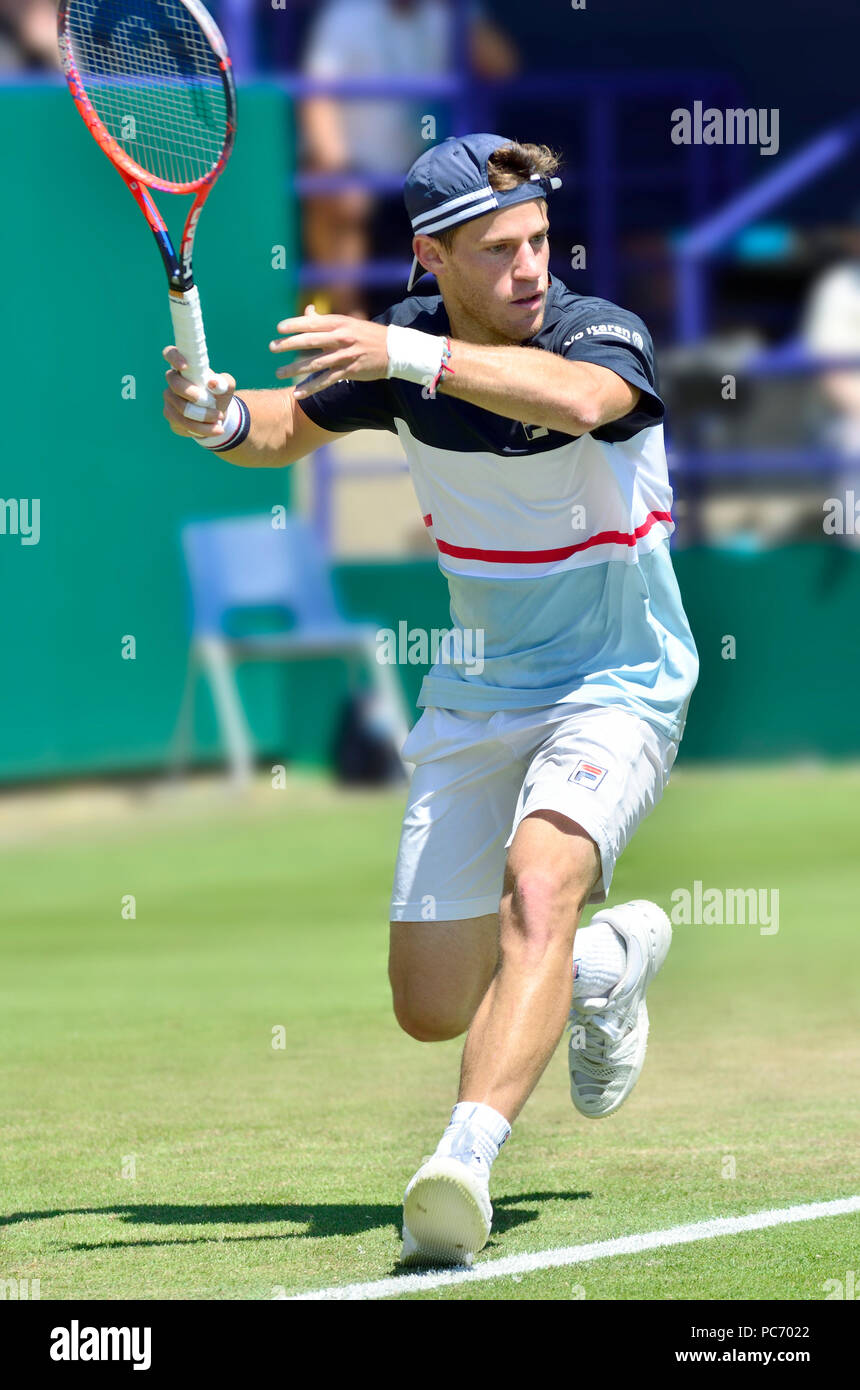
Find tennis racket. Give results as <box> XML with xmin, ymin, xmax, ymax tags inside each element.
<box><xmin>58</xmin><ymin>0</ymin><xmax>237</xmax><ymax>420</ymax></box>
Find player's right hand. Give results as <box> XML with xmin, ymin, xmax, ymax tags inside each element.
<box><xmin>162</xmin><ymin>346</ymin><xmax>237</xmax><ymax>441</ymax></box>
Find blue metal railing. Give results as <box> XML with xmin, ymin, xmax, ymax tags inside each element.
<box><xmin>218</xmin><ymin>0</ymin><xmax>255</xmax><ymax>76</ymax></box>
<box><xmin>277</xmin><ymin>68</ymin><xmax>745</xmax><ymax>303</ymax></box>
<box><xmin>674</xmin><ymin>114</ymin><xmax>860</xmax><ymax>342</ymax></box>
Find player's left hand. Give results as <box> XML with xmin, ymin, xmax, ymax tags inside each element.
<box><xmin>270</xmin><ymin>305</ymin><xmax>389</xmax><ymax>399</ymax></box>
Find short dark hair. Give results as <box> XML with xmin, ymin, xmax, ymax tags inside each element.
<box><xmin>432</xmin><ymin>142</ymin><xmax>561</xmax><ymax>252</ymax></box>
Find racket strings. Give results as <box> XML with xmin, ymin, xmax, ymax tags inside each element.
<box><xmin>65</xmin><ymin>0</ymin><xmax>228</xmax><ymax>188</ymax></box>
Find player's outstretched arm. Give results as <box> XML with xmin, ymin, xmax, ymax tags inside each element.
<box><xmin>161</xmin><ymin>346</ymin><xmax>341</xmax><ymax>468</ymax></box>
<box><xmin>433</xmin><ymin>345</ymin><xmax>641</xmax><ymax>437</ymax></box>
<box><xmin>270</xmin><ymin>310</ymin><xmax>639</xmax><ymax>438</ymax></box>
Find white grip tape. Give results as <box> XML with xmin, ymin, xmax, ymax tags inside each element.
<box><xmin>386</xmin><ymin>324</ymin><xmax>445</xmax><ymax>388</ymax></box>
<box><xmin>170</xmin><ymin>287</ymin><xmax>216</xmax><ymax>420</ymax></box>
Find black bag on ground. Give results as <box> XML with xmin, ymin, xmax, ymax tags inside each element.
<box><xmin>331</xmin><ymin>692</ymin><xmax>404</xmax><ymax>785</ymax></box>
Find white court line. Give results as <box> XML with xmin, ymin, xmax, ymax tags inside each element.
<box><xmin>287</xmin><ymin>1195</ymin><xmax>860</xmax><ymax>1301</ymax></box>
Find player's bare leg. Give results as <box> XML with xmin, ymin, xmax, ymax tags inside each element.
<box><xmin>400</xmin><ymin>810</ymin><xmax>600</xmax><ymax>1267</ymax></box>
<box><xmin>457</xmin><ymin>810</ymin><xmax>599</xmax><ymax>1121</ymax></box>
<box><xmin>389</xmin><ymin>914</ymin><xmax>499</xmax><ymax>1043</ymax></box>
<box><xmin>388</xmin><ymin>814</ymin><xmax>595</xmax><ymax>1061</ymax></box>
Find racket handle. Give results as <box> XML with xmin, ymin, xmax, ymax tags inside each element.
<box><xmin>169</xmin><ymin>287</ymin><xmax>217</xmax><ymax>420</ymax></box>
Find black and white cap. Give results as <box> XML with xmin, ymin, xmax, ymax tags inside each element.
<box><xmin>403</xmin><ymin>133</ymin><xmax>562</xmax><ymax>291</ymax></box>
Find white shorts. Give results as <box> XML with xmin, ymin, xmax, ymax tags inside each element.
<box><xmin>390</xmin><ymin>703</ymin><xmax>679</xmax><ymax>922</ymax></box>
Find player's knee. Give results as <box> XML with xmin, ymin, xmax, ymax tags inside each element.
<box><xmin>501</xmin><ymin>817</ymin><xmax>599</xmax><ymax>953</ymax></box>
<box><xmin>390</xmin><ymin>986</ymin><xmax>471</xmax><ymax>1042</ymax></box>
<box><xmin>500</xmin><ymin>869</ymin><xmax>564</xmax><ymax>956</ymax></box>
<box><xmin>500</xmin><ymin>862</ymin><xmax>589</xmax><ymax>956</ymax></box>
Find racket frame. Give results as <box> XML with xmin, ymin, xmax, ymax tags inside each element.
<box><xmin>57</xmin><ymin>0</ymin><xmax>237</xmax><ymax>407</ymax></box>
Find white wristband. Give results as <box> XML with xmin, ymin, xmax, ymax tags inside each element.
<box><xmin>192</xmin><ymin>395</ymin><xmax>244</xmax><ymax>450</ymax></box>
<box><xmin>386</xmin><ymin>324</ymin><xmax>446</xmax><ymax>388</ymax></box>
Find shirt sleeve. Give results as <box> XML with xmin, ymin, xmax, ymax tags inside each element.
<box><xmin>296</xmin><ymin>376</ymin><xmax>399</xmax><ymax>435</ymax></box>
<box><xmin>295</xmin><ymin>300</ymin><xmax>441</xmax><ymax>435</ymax></box>
<box><xmin>294</xmin><ymin>309</ymin><xmax>399</xmax><ymax>436</ymax></box>
<box><xmin>551</xmin><ymin>301</ymin><xmax>664</xmax><ymax>440</ymax></box>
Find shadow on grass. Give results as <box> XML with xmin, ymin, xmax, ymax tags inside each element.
<box><xmin>1</xmin><ymin>1190</ymin><xmax>591</xmax><ymax>1254</ymax></box>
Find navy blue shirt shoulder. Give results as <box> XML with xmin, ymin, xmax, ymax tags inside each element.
<box><xmin>297</xmin><ymin>276</ymin><xmax>664</xmax><ymax>455</ymax></box>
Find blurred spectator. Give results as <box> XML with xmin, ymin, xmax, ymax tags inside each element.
<box><xmin>300</xmin><ymin>0</ymin><xmax>519</xmax><ymax>316</ymax></box>
<box><xmin>803</xmin><ymin>255</ymin><xmax>860</xmax><ymax>452</ymax></box>
<box><xmin>0</xmin><ymin>0</ymin><xmax>62</xmax><ymax>70</ymax></box>
<box><xmin>802</xmin><ymin>224</ymin><xmax>860</xmax><ymax>545</ymax></box>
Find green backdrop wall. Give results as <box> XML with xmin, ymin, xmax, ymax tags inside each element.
<box><xmin>0</xmin><ymin>84</ymin><xmax>298</xmax><ymax>781</ymax></box>
<box><xmin>1</xmin><ymin>89</ymin><xmax>857</xmax><ymax>781</ymax></box>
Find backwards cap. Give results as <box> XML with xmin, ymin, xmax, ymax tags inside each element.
<box><xmin>403</xmin><ymin>133</ymin><xmax>562</xmax><ymax>291</ymax></box>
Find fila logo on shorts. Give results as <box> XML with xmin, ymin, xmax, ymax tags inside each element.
<box><xmin>569</xmin><ymin>760</ymin><xmax>608</xmax><ymax>789</ymax></box>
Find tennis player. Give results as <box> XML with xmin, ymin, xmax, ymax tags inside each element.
<box><xmin>163</xmin><ymin>135</ymin><xmax>699</xmax><ymax>1268</ymax></box>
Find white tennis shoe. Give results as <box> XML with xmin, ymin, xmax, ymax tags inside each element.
<box><xmin>400</xmin><ymin>1154</ymin><xmax>492</xmax><ymax>1267</ymax></box>
<box><xmin>568</xmin><ymin>899</ymin><xmax>672</xmax><ymax>1119</ymax></box>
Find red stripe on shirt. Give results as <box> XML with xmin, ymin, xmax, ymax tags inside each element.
<box><xmin>432</xmin><ymin>510</ymin><xmax>673</xmax><ymax>564</ymax></box>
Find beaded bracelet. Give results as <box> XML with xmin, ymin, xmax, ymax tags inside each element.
<box><xmin>424</xmin><ymin>337</ymin><xmax>455</xmax><ymax>399</ymax></box>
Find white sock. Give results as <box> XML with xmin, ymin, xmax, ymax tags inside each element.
<box><xmin>433</xmin><ymin>1101</ymin><xmax>511</xmax><ymax>1174</ymax></box>
<box><xmin>572</xmin><ymin>920</ymin><xmax>628</xmax><ymax>1000</ymax></box>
